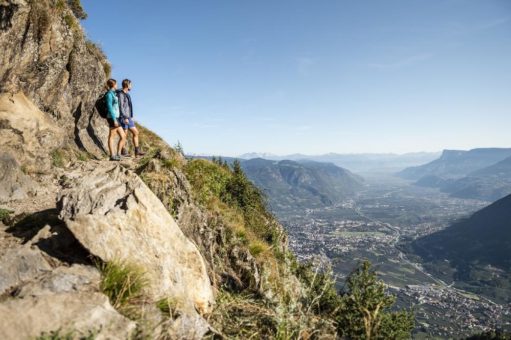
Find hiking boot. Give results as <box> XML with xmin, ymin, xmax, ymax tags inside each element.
<box><xmin>121</xmin><ymin>148</ymin><xmax>130</xmax><ymax>157</ymax></box>
<box><xmin>135</xmin><ymin>147</ymin><xmax>145</xmax><ymax>157</ymax></box>
<box><xmin>109</xmin><ymin>155</ymin><xmax>121</xmax><ymax>161</ymax></box>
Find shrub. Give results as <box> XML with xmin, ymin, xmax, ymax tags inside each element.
<box><xmin>248</xmin><ymin>240</ymin><xmax>268</xmax><ymax>258</ymax></box>
<box><xmin>67</xmin><ymin>0</ymin><xmax>87</xmax><ymax>20</ymax></box>
<box><xmin>336</xmin><ymin>261</ymin><xmax>414</xmax><ymax>339</ymax></box>
<box><xmin>63</xmin><ymin>14</ymin><xmax>76</xmax><ymax>30</ymax></box>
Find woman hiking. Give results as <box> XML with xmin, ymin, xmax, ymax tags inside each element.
<box><xmin>105</xmin><ymin>79</ymin><xmax>127</xmax><ymax>161</ymax></box>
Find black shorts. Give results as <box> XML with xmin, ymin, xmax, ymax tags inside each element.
<box><xmin>107</xmin><ymin>118</ymin><xmax>120</xmax><ymax>129</ymax></box>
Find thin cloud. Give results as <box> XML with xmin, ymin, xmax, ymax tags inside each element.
<box><xmin>368</xmin><ymin>53</ymin><xmax>434</xmax><ymax>70</ymax></box>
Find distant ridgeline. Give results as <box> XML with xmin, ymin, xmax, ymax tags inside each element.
<box><xmin>193</xmin><ymin>156</ymin><xmax>364</xmax><ymax>213</ymax></box>
<box><xmin>408</xmin><ymin>194</ymin><xmax>511</xmax><ymax>303</ymax></box>
<box><xmin>398</xmin><ymin>148</ymin><xmax>511</xmax><ymax>202</ymax></box>
<box><xmin>240</xmin><ymin>158</ymin><xmax>364</xmax><ymax>212</ymax></box>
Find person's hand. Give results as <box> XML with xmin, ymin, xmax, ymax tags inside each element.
<box><xmin>125</xmin><ymin>119</ymin><xmax>129</xmax><ymax>124</ymax></box>
<box><xmin>114</xmin><ymin>121</ymin><xmax>119</xmax><ymax>127</ymax></box>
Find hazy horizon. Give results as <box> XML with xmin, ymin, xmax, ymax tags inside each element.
<box><xmin>82</xmin><ymin>0</ymin><xmax>511</xmax><ymax>155</ymax></box>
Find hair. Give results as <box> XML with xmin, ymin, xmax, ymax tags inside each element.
<box><xmin>122</xmin><ymin>79</ymin><xmax>132</xmax><ymax>89</ymax></box>
<box><xmin>106</xmin><ymin>79</ymin><xmax>117</xmax><ymax>90</ymax></box>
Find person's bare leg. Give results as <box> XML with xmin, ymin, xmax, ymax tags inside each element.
<box><xmin>108</xmin><ymin>128</ymin><xmax>115</xmax><ymax>156</ymax></box>
<box><xmin>129</xmin><ymin>126</ymin><xmax>139</xmax><ymax>147</ymax></box>
<box><xmin>116</xmin><ymin>127</ymin><xmax>126</xmax><ymax>156</ymax></box>
<box><xmin>123</xmin><ymin>129</ymin><xmax>129</xmax><ymax>153</ymax></box>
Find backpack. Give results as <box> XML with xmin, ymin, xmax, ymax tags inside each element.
<box><xmin>95</xmin><ymin>92</ymin><xmax>109</xmax><ymax>119</ymax></box>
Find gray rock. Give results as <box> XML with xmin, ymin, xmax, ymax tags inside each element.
<box><xmin>0</xmin><ymin>245</ymin><xmax>52</xmax><ymax>295</ymax></box>
<box><xmin>58</xmin><ymin>163</ymin><xmax>215</xmax><ymax>338</ymax></box>
<box><xmin>0</xmin><ymin>291</ymin><xmax>136</xmax><ymax>340</ymax></box>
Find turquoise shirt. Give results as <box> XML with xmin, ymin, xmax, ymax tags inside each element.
<box><xmin>106</xmin><ymin>90</ymin><xmax>120</xmax><ymax>119</ymax></box>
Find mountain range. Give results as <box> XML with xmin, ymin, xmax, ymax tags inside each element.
<box><xmin>238</xmin><ymin>152</ymin><xmax>440</xmax><ymax>173</ymax></box>
<box><xmin>240</xmin><ymin>158</ymin><xmax>364</xmax><ymax>212</ymax></box>
<box><xmin>399</xmin><ymin>149</ymin><xmax>511</xmax><ymax>201</ymax></box>
<box><xmin>409</xmin><ymin>194</ymin><xmax>511</xmax><ymax>302</ymax></box>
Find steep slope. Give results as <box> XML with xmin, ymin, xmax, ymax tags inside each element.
<box><xmin>440</xmin><ymin>156</ymin><xmax>511</xmax><ymax>201</ymax></box>
<box><xmin>241</xmin><ymin>158</ymin><xmax>364</xmax><ymax>212</ymax></box>
<box><xmin>410</xmin><ymin>194</ymin><xmax>511</xmax><ymax>302</ymax></box>
<box><xmin>398</xmin><ymin>148</ymin><xmax>511</xmax><ymax>181</ymax></box>
<box><xmin>0</xmin><ymin>1</ymin><xmax>339</xmax><ymax>338</ymax></box>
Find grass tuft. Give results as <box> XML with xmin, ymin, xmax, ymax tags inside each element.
<box><xmin>51</xmin><ymin>149</ymin><xmax>65</xmax><ymax>168</ymax></box>
<box><xmin>97</xmin><ymin>260</ymin><xmax>147</xmax><ymax>312</ymax></box>
<box><xmin>0</xmin><ymin>208</ymin><xmax>13</xmax><ymax>222</ymax></box>
<box><xmin>36</xmin><ymin>328</ymin><xmax>97</xmax><ymax>340</ymax></box>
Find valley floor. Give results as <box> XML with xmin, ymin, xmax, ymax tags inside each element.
<box><xmin>274</xmin><ymin>174</ymin><xmax>511</xmax><ymax>338</ymax></box>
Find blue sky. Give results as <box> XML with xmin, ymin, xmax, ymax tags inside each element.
<box><xmin>82</xmin><ymin>0</ymin><xmax>511</xmax><ymax>156</ymax></box>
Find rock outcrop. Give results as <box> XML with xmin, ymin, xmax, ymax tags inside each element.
<box><xmin>0</xmin><ymin>0</ymin><xmax>109</xmax><ymax>165</ymax></box>
<box><xmin>58</xmin><ymin>162</ymin><xmax>214</xmax><ymax>337</ymax></box>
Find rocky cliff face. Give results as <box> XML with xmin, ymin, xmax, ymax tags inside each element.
<box><xmin>0</xmin><ymin>0</ymin><xmax>109</xmax><ymax>159</ymax></box>
<box><xmin>0</xmin><ymin>1</ymin><xmax>336</xmax><ymax>338</ymax></box>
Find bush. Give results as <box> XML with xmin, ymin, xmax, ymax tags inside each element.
<box><xmin>336</xmin><ymin>261</ymin><xmax>414</xmax><ymax>339</ymax></box>
<box><xmin>67</xmin><ymin>0</ymin><xmax>87</xmax><ymax>20</ymax></box>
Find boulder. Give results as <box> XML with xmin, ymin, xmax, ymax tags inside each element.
<box><xmin>0</xmin><ymin>291</ymin><xmax>136</xmax><ymax>340</ymax></box>
<box><xmin>58</xmin><ymin>163</ymin><xmax>215</xmax><ymax>331</ymax></box>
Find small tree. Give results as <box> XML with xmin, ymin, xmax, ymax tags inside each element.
<box><xmin>174</xmin><ymin>141</ymin><xmax>184</xmax><ymax>156</ymax></box>
<box><xmin>67</xmin><ymin>0</ymin><xmax>87</xmax><ymax>20</ymax></box>
<box><xmin>336</xmin><ymin>261</ymin><xmax>414</xmax><ymax>339</ymax></box>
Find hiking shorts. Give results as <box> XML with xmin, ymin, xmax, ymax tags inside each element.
<box><xmin>120</xmin><ymin>117</ymin><xmax>135</xmax><ymax>130</ymax></box>
<box><xmin>107</xmin><ymin>117</ymin><xmax>120</xmax><ymax>129</ymax></box>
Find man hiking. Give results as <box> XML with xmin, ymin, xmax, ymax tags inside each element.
<box><xmin>105</xmin><ymin>79</ymin><xmax>127</xmax><ymax>161</ymax></box>
<box><xmin>116</xmin><ymin>79</ymin><xmax>145</xmax><ymax>156</ymax></box>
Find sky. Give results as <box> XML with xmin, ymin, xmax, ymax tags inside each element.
<box><xmin>81</xmin><ymin>0</ymin><xmax>511</xmax><ymax>156</ymax></box>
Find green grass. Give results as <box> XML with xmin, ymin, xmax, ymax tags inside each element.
<box><xmin>51</xmin><ymin>149</ymin><xmax>65</xmax><ymax>168</ymax></box>
<box><xmin>63</xmin><ymin>14</ymin><xmax>77</xmax><ymax>30</ymax></box>
<box><xmin>36</xmin><ymin>328</ymin><xmax>97</xmax><ymax>340</ymax></box>
<box><xmin>0</xmin><ymin>208</ymin><xmax>13</xmax><ymax>222</ymax></box>
<box><xmin>156</xmin><ymin>297</ymin><xmax>180</xmax><ymax>319</ymax></box>
<box><xmin>97</xmin><ymin>260</ymin><xmax>147</xmax><ymax>312</ymax></box>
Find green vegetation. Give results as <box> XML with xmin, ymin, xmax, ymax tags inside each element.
<box><xmin>133</xmin><ymin>129</ymin><xmax>414</xmax><ymax>338</ymax></box>
<box><xmin>63</xmin><ymin>14</ymin><xmax>77</xmax><ymax>29</ymax></box>
<box><xmin>97</xmin><ymin>260</ymin><xmax>147</xmax><ymax>314</ymax></box>
<box><xmin>85</xmin><ymin>40</ymin><xmax>111</xmax><ymax>77</ymax></box>
<box><xmin>67</xmin><ymin>0</ymin><xmax>87</xmax><ymax>20</ymax></box>
<box><xmin>156</xmin><ymin>297</ymin><xmax>180</xmax><ymax>319</ymax></box>
<box><xmin>51</xmin><ymin>149</ymin><xmax>65</xmax><ymax>168</ymax></box>
<box><xmin>29</xmin><ymin>0</ymin><xmax>51</xmax><ymax>41</ymax></box>
<box><xmin>466</xmin><ymin>330</ymin><xmax>511</xmax><ymax>340</ymax></box>
<box><xmin>336</xmin><ymin>261</ymin><xmax>414</xmax><ymax>339</ymax></box>
<box><xmin>0</xmin><ymin>208</ymin><xmax>13</xmax><ymax>223</ymax></box>
<box><xmin>36</xmin><ymin>328</ymin><xmax>96</xmax><ymax>340</ymax></box>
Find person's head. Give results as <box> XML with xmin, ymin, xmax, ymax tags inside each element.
<box><xmin>122</xmin><ymin>79</ymin><xmax>132</xmax><ymax>91</ymax></box>
<box><xmin>106</xmin><ymin>79</ymin><xmax>117</xmax><ymax>90</ymax></box>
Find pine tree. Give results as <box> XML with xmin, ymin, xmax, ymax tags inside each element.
<box><xmin>336</xmin><ymin>261</ymin><xmax>414</xmax><ymax>339</ymax></box>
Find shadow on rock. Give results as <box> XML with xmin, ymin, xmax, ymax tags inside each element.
<box><xmin>6</xmin><ymin>209</ymin><xmax>92</xmax><ymax>265</ymax></box>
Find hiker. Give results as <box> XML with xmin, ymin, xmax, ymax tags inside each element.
<box><xmin>105</xmin><ymin>79</ymin><xmax>126</xmax><ymax>161</ymax></box>
<box><xmin>116</xmin><ymin>79</ymin><xmax>145</xmax><ymax>156</ymax></box>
